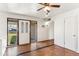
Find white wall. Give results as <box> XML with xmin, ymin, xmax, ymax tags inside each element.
<box><xmin>0</xmin><ymin>13</ymin><xmax>7</xmax><ymax>55</ymax></box>
<box><xmin>0</xmin><ymin>39</ymin><xmax>2</xmax><ymax>56</ymax></box>
<box><xmin>77</xmin><ymin>12</ymin><xmax>79</xmax><ymax>53</ymax></box>
<box><xmin>52</xmin><ymin>8</ymin><xmax>79</xmax><ymax>52</ymax></box>
<box><xmin>48</xmin><ymin>21</ymin><xmax>54</xmax><ymax>40</ymax></box>
<box><xmin>54</xmin><ymin>17</ymin><xmax>65</xmax><ymax>47</ymax></box>
<box><xmin>37</xmin><ymin>20</ymin><xmax>49</xmax><ymax>41</ymax></box>
<box><xmin>0</xmin><ymin>12</ymin><xmax>49</xmax><ymax>55</ymax></box>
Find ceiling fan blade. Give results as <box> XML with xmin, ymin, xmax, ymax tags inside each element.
<box><xmin>37</xmin><ymin>7</ymin><xmax>45</xmax><ymax>11</ymax></box>
<box><xmin>39</xmin><ymin>3</ymin><xmax>49</xmax><ymax>6</ymax></box>
<box><xmin>39</xmin><ymin>3</ymin><xmax>45</xmax><ymax>5</ymax></box>
<box><xmin>50</xmin><ymin>5</ymin><xmax>60</xmax><ymax>8</ymax></box>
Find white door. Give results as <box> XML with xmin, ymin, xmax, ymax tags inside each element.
<box><xmin>65</xmin><ymin>16</ymin><xmax>78</xmax><ymax>51</ymax></box>
<box><xmin>19</xmin><ymin>20</ymin><xmax>30</xmax><ymax>45</ymax></box>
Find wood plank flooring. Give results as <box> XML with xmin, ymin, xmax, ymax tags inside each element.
<box><xmin>4</xmin><ymin>40</ymin><xmax>79</xmax><ymax>56</ymax></box>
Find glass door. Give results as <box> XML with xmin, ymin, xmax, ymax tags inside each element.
<box><xmin>8</xmin><ymin>21</ymin><xmax>18</xmax><ymax>46</ymax></box>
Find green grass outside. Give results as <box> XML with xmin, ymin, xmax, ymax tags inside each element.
<box><xmin>8</xmin><ymin>32</ymin><xmax>17</xmax><ymax>45</ymax></box>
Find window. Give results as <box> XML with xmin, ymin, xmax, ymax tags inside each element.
<box><xmin>25</xmin><ymin>22</ymin><xmax>28</xmax><ymax>33</ymax></box>
<box><xmin>21</xmin><ymin>22</ymin><xmax>24</xmax><ymax>33</ymax></box>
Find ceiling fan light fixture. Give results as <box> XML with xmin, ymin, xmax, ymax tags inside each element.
<box><xmin>45</xmin><ymin>14</ymin><xmax>48</xmax><ymax>17</ymax></box>
<box><xmin>43</xmin><ymin>6</ymin><xmax>51</xmax><ymax>11</ymax></box>
<box><xmin>45</xmin><ymin>21</ymin><xmax>49</xmax><ymax>26</ymax></box>
<box><xmin>37</xmin><ymin>3</ymin><xmax>60</xmax><ymax>15</ymax></box>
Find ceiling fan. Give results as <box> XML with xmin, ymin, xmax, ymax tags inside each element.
<box><xmin>37</xmin><ymin>3</ymin><xmax>60</xmax><ymax>14</ymax></box>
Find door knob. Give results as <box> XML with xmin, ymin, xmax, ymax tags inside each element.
<box><xmin>73</xmin><ymin>35</ymin><xmax>76</xmax><ymax>37</ymax></box>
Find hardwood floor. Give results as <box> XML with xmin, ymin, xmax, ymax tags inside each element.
<box><xmin>4</xmin><ymin>40</ymin><xmax>79</xmax><ymax>56</ymax></box>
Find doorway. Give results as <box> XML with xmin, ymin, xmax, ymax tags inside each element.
<box><xmin>64</xmin><ymin>16</ymin><xmax>78</xmax><ymax>51</ymax></box>
<box><xmin>7</xmin><ymin>18</ymin><xmax>18</xmax><ymax>46</ymax></box>
<box><xmin>30</xmin><ymin>21</ymin><xmax>37</xmax><ymax>43</ymax></box>
<box><xmin>19</xmin><ymin>20</ymin><xmax>30</xmax><ymax>45</ymax></box>
<box><xmin>7</xmin><ymin>18</ymin><xmax>37</xmax><ymax>46</ymax></box>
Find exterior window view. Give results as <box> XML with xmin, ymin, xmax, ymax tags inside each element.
<box><xmin>1</xmin><ymin>3</ymin><xmax>79</xmax><ymax>56</ymax></box>
<box><xmin>8</xmin><ymin>21</ymin><xmax>17</xmax><ymax>46</ymax></box>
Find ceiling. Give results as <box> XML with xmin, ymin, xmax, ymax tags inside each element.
<box><xmin>0</xmin><ymin>3</ymin><xmax>79</xmax><ymax>18</ymax></box>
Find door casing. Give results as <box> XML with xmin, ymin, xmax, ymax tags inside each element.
<box><xmin>7</xmin><ymin>18</ymin><xmax>19</xmax><ymax>46</ymax></box>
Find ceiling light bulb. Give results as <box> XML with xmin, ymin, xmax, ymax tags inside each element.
<box><xmin>45</xmin><ymin>14</ymin><xmax>48</xmax><ymax>17</ymax></box>
<box><xmin>45</xmin><ymin>21</ymin><xmax>49</xmax><ymax>26</ymax></box>
<box><xmin>43</xmin><ymin>6</ymin><xmax>50</xmax><ymax>11</ymax></box>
